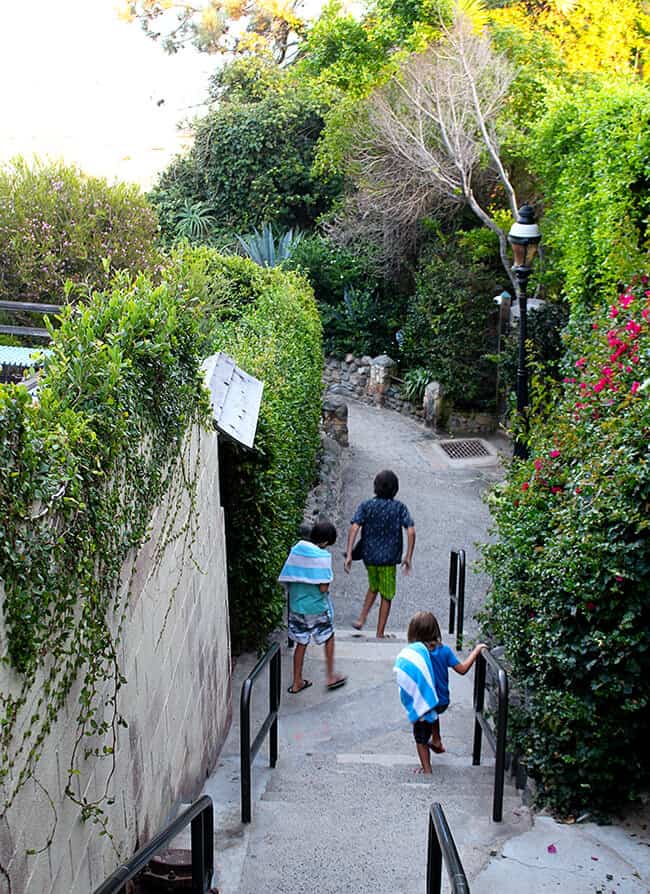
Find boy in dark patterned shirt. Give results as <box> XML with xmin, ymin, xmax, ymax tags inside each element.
<box><xmin>344</xmin><ymin>469</ymin><xmax>416</xmax><ymax>638</ymax></box>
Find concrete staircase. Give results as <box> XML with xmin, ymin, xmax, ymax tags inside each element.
<box><xmin>203</xmin><ymin>631</ymin><xmax>530</xmax><ymax>893</ymax></box>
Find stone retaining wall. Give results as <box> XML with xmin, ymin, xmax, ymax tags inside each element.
<box><xmin>323</xmin><ymin>355</ymin><xmax>424</xmax><ymax>420</ymax></box>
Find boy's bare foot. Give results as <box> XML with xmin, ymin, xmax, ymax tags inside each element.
<box><xmin>429</xmin><ymin>742</ymin><xmax>446</xmax><ymax>754</ymax></box>
<box><xmin>376</xmin><ymin>633</ymin><xmax>395</xmax><ymax>639</ymax></box>
<box><xmin>413</xmin><ymin>767</ymin><xmax>432</xmax><ymax>775</ymax></box>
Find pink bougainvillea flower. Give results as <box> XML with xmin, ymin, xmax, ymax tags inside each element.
<box><xmin>632</xmin><ymin>354</ymin><xmax>640</xmax><ymax>363</ymax></box>
<box><xmin>601</xmin><ymin>366</ymin><xmax>613</xmax><ymax>378</ymax></box>
<box><xmin>631</xmin><ymin>381</ymin><xmax>640</xmax><ymax>394</ymax></box>
<box><xmin>609</xmin><ymin>306</ymin><xmax>619</xmax><ymax>318</ymax></box>
<box><xmin>522</xmin><ymin>481</ymin><xmax>530</xmax><ymax>491</ymax></box>
<box><xmin>575</xmin><ymin>486</ymin><xmax>582</xmax><ymax>494</ymax></box>
<box><xmin>586</xmin><ymin>602</ymin><xmax>595</xmax><ymax>611</ymax></box>
<box><xmin>592</xmin><ymin>322</ymin><xmax>599</xmax><ymax>330</ymax></box>
<box><xmin>550</xmin><ymin>449</ymin><xmax>561</xmax><ymax>458</ymax></box>
<box><xmin>593</xmin><ymin>379</ymin><xmax>607</xmax><ymax>393</ymax></box>
<box><xmin>642</xmin><ymin>308</ymin><xmax>650</xmax><ymax>320</ymax></box>
<box><xmin>626</xmin><ymin>320</ymin><xmax>642</xmax><ymax>337</ymax></box>
<box><xmin>534</xmin><ymin>459</ymin><xmax>543</xmax><ymax>471</ymax></box>
<box><xmin>615</xmin><ymin>575</ymin><xmax>623</xmax><ymax>582</ymax></box>
<box><xmin>620</xmin><ymin>293</ymin><xmax>634</xmax><ymax>308</ymax></box>
<box><xmin>547</xmin><ymin>844</ymin><xmax>557</xmax><ymax>854</ymax></box>
<box><xmin>575</xmin><ymin>357</ymin><xmax>587</xmax><ymax>368</ymax></box>
<box><xmin>551</xmin><ymin>486</ymin><xmax>563</xmax><ymax>494</ymax></box>
<box><xmin>642</xmin><ymin>275</ymin><xmax>648</xmax><ymax>284</ymax></box>
<box><xmin>580</xmin><ymin>382</ymin><xmax>588</xmax><ymax>391</ymax></box>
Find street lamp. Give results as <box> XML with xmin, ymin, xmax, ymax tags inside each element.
<box><xmin>508</xmin><ymin>204</ymin><xmax>541</xmax><ymax>460</ymax></box>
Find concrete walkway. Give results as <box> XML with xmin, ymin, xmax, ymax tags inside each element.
<box><xmin>200</xmin><ymin>401</ymin><xmax>650</xmax><ymax>893</ymax></box>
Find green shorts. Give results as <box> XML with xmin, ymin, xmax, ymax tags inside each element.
<box><xmin>366</xmin><ymin>564</ymin><xmax>397</xmax><ymax>600</ymax></box>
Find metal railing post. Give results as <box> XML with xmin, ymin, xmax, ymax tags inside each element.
<box><xmin>448</xmin><ymin>549</ymin><xmax>466</xmax><ymax>651</ymax></box>
<box><xmin>427</xmin><ymin>803</ymin><xmax>470</xmax><ymax>893</ymax></box>
<box><xmin>448</xmin><ymin>550</ymin><xmax>458</xmax><ymax>634</ymax></box>
<box><xmin>93</xmin><ymin>796</ymin><xmax>214</xmax><ymax>894</ymax></box>
<box><xmin>456</xmin><ymin>550</ymin><xmax>466</xmax><ymax>651</ymax></box>
<box><xmin>240</xmin><ymin>677</ymin><xmax>253</xmax><ymax>824</ymax></box>
<box><xmin>240</xmin><ymin>642</ymin><xmax>282</xmax><ymax>823</ymax></box>
<box><xmin>472</xmin><ymin>651</ymin><xmax>485</xmax><ymax>767</ymax></box>
<box><xmin>472</xmin><ymin>648</ymin><xmax>508</xmax><ymax>822</ymax></box>
<box><xmin>270</xmin><ymin>647</ymin><xmax>280</xmax><ymax>768</ymax></box>
<box><xmin>493</xmin><ymin>665</ymin><xmax>508</xmax><ymax>823</ymax></box>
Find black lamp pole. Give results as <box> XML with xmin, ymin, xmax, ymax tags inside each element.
<box><xmin>508</xmin><ymin>205</ymin><xmax>541</xmax><ymax>461</ymax></box>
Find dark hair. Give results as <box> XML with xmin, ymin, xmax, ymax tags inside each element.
<box><xmin>310</xmin><ymin>520</ymin><xmax>337</xmax><ymax>546</ymax></box>
<box><xmin>407</xmin><ymin>611</ymin><xmax>442</xmax><ymax>645</ymax></box>
<box><xmin>374</xmin><ymin>469</ymin><xmax>399</xmax><ymax>499</ymax></box>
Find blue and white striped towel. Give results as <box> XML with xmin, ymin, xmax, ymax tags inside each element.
<box><xmin>278</xmin><ymin>540</ymin><xmax>333</xmax><ymax>586</ymax></box>
<box><xmin>393</xmin><ymin>642</ymin><xmax>438</xmax><ymax>723</ymax></box>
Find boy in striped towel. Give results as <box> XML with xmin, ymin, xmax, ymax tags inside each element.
<box><xmin>278</xmin><ymin>521</ymin><xmax>347</xmax><ymax>694</ymax></box>
<box><xmin>393</xmin><ymin>613</ymin><xmax>440</xmax><ymax>774</ymax></box>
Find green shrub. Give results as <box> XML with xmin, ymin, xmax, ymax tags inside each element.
<box><xmin>0</xmin><ymin>157</ymin><xmax>159</xmax><ymax>304</ymax></box>
<box><xmin>288</xmin><ymin>233</ymin><xmax>381</xmax><ymax>306</ymax></box>
<box><xmin>480</xmin><ymin>275</ymin><xmax>650</xmax><ymax>817</ymax></box>
<box><xmin>149</xmin><ymin>81</ymin><xmax>341</xmax><ymax>243</ymax></box>
<box><xmin>531</xmin><ymin>82</ymin><xmax>650</xmax><ymax>312</ymax></box>
<box><xmin>166</xmin><ymin>247</ymin><xmax>324</xmax><ymax>649</ymax></box>
<box><xmin>401</xmin><ymin>232</ymin><xmax>502</xmax><ymax>410</ymax></box>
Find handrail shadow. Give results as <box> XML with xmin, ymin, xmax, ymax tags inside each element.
<box><xmin>472</xmin><ymin>647</ymin><xmax>508</xmax><ymax>822</ymax></box>
<box><xmin>93</xmin><ymin>795</ymin><xmax>214</xmax><ymax>894</ymax></box>
<box><xmin>427</xmin><ymin>802</ymin><xmax>470</xmax><ymax>893</ymax></box>
<box><xmin>240</xmin><ymin>641</ymin><xmax>281</xmax><ymax>823</ymax></box>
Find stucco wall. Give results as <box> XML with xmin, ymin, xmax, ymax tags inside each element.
<box><xmin>0</xmin><ymin>424</ymin><xmax>231</xmax><ymax>894</ymax></box>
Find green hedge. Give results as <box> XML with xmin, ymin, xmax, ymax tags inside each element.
<box><xmin>0</xmin><ymin>157</ymin><xmax>159</xmax><ymax>305</ymax></box>
<box><xmin>167</xmin><ymin>247</ymin><xmax>324</xmax><ymax>649</ymax></box>
<box><xmin>531</xmin><ymin>82</ymin><xmax>650</xmax><ymax>311</ymax></box>
<box><xmin>480</xmin><ymin>275</ymin><xmax>650</xmax><ymax>817</ymax></box>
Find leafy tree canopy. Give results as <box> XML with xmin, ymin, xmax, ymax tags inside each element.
<box><xmin>490</xmin><ymin>0</ymin><xmax>650</xmax><ymax>80</ymax></box>
<box><xmin>119</xmin><ymin>0</ymin><xmax>306</xmax><ymax>62</ymax></box>
<box><xmin>530</xmin><ymin>79</ymin><xmax>650</xmax><ymax>310</ymax></box>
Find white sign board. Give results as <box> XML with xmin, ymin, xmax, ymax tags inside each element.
<box><xmin>202</xmin><ymin>353</ymin><xmax>264</xmax><ymax>449</ymax></box>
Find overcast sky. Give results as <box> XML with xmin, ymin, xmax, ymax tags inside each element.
<box><xmin>0</xmin><ymin>1</ymin><xmax>216</xmax><ymax>187</ymax></box>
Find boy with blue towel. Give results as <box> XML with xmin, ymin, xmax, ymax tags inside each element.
<box><xmin>279</xmin><ymin>521</ymin><xmax>347</xmax><ymax>694</ymax></box>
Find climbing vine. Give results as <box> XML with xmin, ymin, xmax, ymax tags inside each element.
<box><xmin>0</xmin><ymin>270</ymin><xmax>210</xmax><ymax>860</ymax></box>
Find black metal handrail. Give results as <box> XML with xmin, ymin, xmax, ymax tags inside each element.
<box><xmin>472</xmin><ymin>647</ymin><xmax>508</xmax><ymax>822</ymax></box>
<box><xmin>448</xmin><ymin>549</ymin><xmax>466</xmax><ymax>650</ymax></box>
<box><xmin>92</xmin><ymin>795</ymin><xmax>214</xmax><ymax>894</ymax></box>
<box><xmin>240</xmin><ymin>641</ymin><xmax>281</xmax><ymax>823</ymax></box>
<box><xmin>427</xmin><ymin>802</ymin><xmax>470</xmax><ymax>893</ymax></box>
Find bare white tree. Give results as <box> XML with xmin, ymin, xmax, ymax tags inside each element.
<box><xmin>337</xmin><ymin>10</ymin><xmax>521</xmax><ymax>283</ymax></box>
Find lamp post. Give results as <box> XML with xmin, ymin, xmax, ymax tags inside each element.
<box><xmin>508</xmin><ymin>204</ymin><xmax>541</xmax><ymax>460</ymax></box>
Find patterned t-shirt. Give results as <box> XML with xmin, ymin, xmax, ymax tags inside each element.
<box><xmin>352</xmin><ymin>497</ymin><xmax>414</xmax><ymax>566</ymax></box>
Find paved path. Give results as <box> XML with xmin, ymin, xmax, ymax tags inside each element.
<box><xmin>332</xmin><ymin>400</ymin><xmax>505</xmax><ymax>636</ymax></box>
<box><xmin>196</xmin><ymin>400</ymin><xmax>650</xmax><ymax>893</ymax></box>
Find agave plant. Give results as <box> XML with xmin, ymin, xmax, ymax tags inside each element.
<box><xmin>174</xmin><ymin>199</ymin><xmax>217</xmax><ymax>241</ymax></box>
<box><xmin>237</xmin><ymin>223</ymin><xmax>303</xmax><ymax>267</ymax></box>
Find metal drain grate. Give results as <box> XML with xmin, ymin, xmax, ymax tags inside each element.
<box><xmin>439</xmin><ymin>439</ymin><xmax>490</xmax><ymax>460</ymax></box>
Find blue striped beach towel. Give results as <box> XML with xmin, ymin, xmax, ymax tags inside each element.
<box><xmin>278</xmin><ymin>540</ymin><xmax>333</xmax><ymax>586</ymax></box>
<box><xmin>393</xmin><ymin>642</ymin><xmax>438</xmax><ymax>723</ymax></box>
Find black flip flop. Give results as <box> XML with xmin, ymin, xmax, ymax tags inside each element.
<box><xmin>327</xmin><ymin>677</ymin><xmax>347</xmax><ymax>691</ymax></box>
<box><xmin>287</xmin><ymin>680</ymin><xmax>312</xmax><ymax>694</ymax></box>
